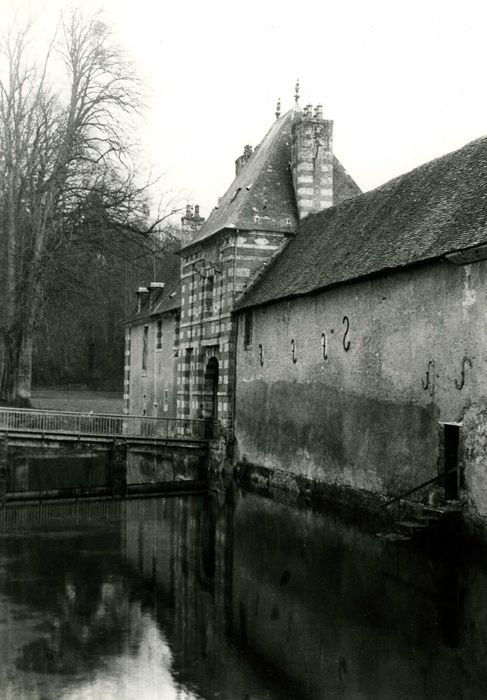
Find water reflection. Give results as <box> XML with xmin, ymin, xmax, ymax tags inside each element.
<box><xmin>0</xmin><ymin>490</ymin><xmax>486</xmax><ymax>698</ymax></box>
<box><xmin>9</xmin><ymin>453</ymin><xmax>107</xmax><ymax>492</ymax></box>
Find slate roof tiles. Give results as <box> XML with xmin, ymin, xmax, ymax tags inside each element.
<box><xmin>184</xmin><ymin>108</ymin><xmax>361</xmax><ymax>248</ymax></box>
<box><xmin>238</xmin><ymin>135</ymin><xmax>487</xmax><ymax>309</ymax></box>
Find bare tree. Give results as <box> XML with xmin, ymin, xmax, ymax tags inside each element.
<box><xmin>0</xmin><ymin>9</ymin><xmax>155</xmax><ymax>405</ymax></box>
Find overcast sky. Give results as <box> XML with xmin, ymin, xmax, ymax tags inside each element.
<box><xmin>4</xmin><ymin>0</ymin><xmax>487</xmax><ymax>220</ymax></box>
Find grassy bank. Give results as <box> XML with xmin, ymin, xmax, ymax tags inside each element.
<box><xmin>31</xmin><ymin>386</ymin><xmax>124</xmax><ymax>414</ymax></box>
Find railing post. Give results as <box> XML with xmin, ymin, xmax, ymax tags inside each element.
<box><xmin>0</xmin><ymin>437</ymin><xmax>8</xmax><ymax>503</ymax></box>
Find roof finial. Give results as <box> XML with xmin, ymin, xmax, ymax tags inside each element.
<box><xmin>294</xmin><ymin>79</ymin><xmax>300</xmax><ymax>104</ymax></box>
<box><xmin>275</xmin><ymin>98</ymin><xmax>281</xmax><ymax>120</ymax></box>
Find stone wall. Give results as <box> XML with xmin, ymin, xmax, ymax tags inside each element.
<box><xmin>235</xmin><ymin>257</ymin><xmax>487</xmax><ymax>511</ymax></box>
<box><xmin>128</xmin><ymin>312</ymin><xmax>178</xmax><ymax>418</ymax></box>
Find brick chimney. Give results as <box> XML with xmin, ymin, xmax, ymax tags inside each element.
<box><xmin>235</xmin><ymin>144</ymin><xmax>253</xmax><ymax>177</ymax></box>
<box><xmin>291</xmin><ymin>104</ymin><xmax>333</xmax><ymax>220</ymax></box>
<box><xmin>136</xmin><ymin>286</ymin><xmax>149</xmax><ymax>313</ymax></box>
<box><xmin>181</xmin><ymin>204</ymin><xmax>205</xmax><ymax>240</ymax></box>
<box><xmin>148</xmin><ymin>281</ymin><xmax>165</xmax><ymax>310</ymax></box>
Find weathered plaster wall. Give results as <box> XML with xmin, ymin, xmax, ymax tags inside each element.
<box><xmin>235</xmin><ymin>259</ymin><xmax>487</xmax><ymax>504</ymax></box>
<box><xmin>128</xmin><ymin>313</ymin><xmax>178</xmax><ymax>418</ymax></box>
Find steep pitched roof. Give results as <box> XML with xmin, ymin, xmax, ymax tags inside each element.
<box><xmin>238</xmin><ymin>135</ymin><xmax>487</xmax><ymax>309</ymax></box>
<box><xmin>184</xmin><ymin>109</ymin><xmax>361</xmax><ymax>249</ymax></box>
<box><xmin>184</xmin><ymin>109</ymin><xmax>300</xmax><ymax>248</ymax></box>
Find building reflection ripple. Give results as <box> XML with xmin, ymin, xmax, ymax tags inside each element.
<box><xmin>0</xmin><ymin>489</ymin><xmax>485</xmax><ymax>698</ymax></box>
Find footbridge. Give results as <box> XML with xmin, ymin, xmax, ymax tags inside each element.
<box><xmin>0</xmin><ymin>407</ymin><xmax>213</xmax><ymax>446</ymax></box>
<box><xmin>0</xmin><ymin>407</ymin><xmax>219</xmax><ymax>503</ymax></box>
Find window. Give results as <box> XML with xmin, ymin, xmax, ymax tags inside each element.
<box><xmin>163</xmin><ymin>390</ymin><xmax>169</xmax><ymax>412</ymax></box>
<box><xmin>244</xmin><ymin>310</ymin><xmax>253</xmax><ymax>347</ymax></box>
<box><xmin>204</xmin><ymin>275</ymin><xmax>214</xmax><ymax>316</ymax></box>
<box><xmin>142</xmin><ymin>325</ymin><xmax>148</xmax><ymax>370</ymax></box>
<box><xmin>156</xmin><ymin>319</ymin><xmax>163</xmax><ymax>349</ymax></box>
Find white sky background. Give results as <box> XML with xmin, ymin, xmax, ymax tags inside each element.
<box><xmin>3</xmin><ymin>0</ymin><xmax>487</xmax><ymax>221</ymax></box>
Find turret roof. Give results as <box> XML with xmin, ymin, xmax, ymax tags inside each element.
<box><xmin>183</xmin><ymin>108</ymin><xmax>360</xmax><ymax>249</ymax></box>
<box><xmin>183</xmin><ymin>109</ymin><xmax>299</xmax><ymax>248</ymax></box>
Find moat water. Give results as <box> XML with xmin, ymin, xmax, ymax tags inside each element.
<box><xmin>0</xmin><ymin>479</ymin><xmax>486</xmax><ymax>698</ymax></box>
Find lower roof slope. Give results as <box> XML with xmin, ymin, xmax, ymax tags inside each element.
<box><xmin>238</xmin><ymin>135</ymin><xmax>487</xmax><ymax>310</ymax></box>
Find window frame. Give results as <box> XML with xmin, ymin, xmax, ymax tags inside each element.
<box><xmin>142</xmin><ymin>325</ymin><xmax>149</xmax><ymax>371</ymax></box>
<box><xmin>156</xmin><ymin>318</ymin><xmax>163</xmax><ymax>350</ymax></box>
<box><xmin>243</xmin><ymin>310</ymin><xmax>253</xmax><ymax>348</ymax></box>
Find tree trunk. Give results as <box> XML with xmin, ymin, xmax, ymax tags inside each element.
<box><xmin>0</xmin><ymin>326</ymin><xmax>33</xmax><ymax>407</ymax></box>
<box><xmin>17</xmin><ymin>333</ymin><xmax>33</xmax><ymax>405</ymax></box>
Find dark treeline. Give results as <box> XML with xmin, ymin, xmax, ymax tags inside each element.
<box><xmin>0</xmin><ymin>8</ymin><xmax>180</xmax><ymax>404</ymax></box>
<box><xmin>32</xmin><ymin>224</ymin><xmax>181</xmax><ymax>391</ymax></box>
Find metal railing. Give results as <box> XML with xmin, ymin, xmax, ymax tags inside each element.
<box><xmin>0</xmin><ymin>407</ymin><xmax>214</xmax><ymax>441</ymax></box>
<box><xmin>382</xmin><ymin>466</ymin><xmax>463</xmax><ymax>508</ymax></box>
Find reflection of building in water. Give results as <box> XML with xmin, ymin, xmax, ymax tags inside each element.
<box><xmin>1</xmin><ymin>495</ymin><xmax>487</xmax><ymax>698</ymax></box>
<box><xmin>122</xmin><ymin>493</ymin><xmax>293</xmax><ymax>699</ymax></box>
<box><xmin>230</xmin><ymin>493</ymin><xmax>473</xmax><ymax>699</ymax></box>
<box><xmin>122</xmin><ymin>491</ymin><xmax>487</xmax><ymax>700</ymax></box>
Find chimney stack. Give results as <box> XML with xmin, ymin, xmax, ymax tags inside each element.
<box><xmin>291</xmin><ymin>103</ymin><xmax>334</xmax><ymax>220</ymax></box>
<box><xmin>136</xmin><ymin>286</ymin><xmax>149</xmax><ymax>313</ymax></box>
<box><xmin>181</xmin><ymin>203</ymin><xmax>205</xmax><ymax>240</ymax></box>
<box><xmin>148</xmin><ymin>282</ymin><xmax>165</xmax><ymax>310</ymax></box>
<box><xmin>235</xmin><ymin>144</ymin><xmax>253</xmax><ymax>177</ymax></box>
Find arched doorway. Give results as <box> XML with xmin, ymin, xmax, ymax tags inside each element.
<box><xmin>203</xmin><ymin>357</ymin><xmax>219</xmax><ymax>429</ymax></box>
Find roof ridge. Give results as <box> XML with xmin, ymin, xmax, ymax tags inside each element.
<box><xmin>238</xmin><ymin>132</ymin><xmax>487</xmax><ymax>309</ymax></box>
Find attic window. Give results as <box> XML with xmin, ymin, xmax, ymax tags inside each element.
<box><xmin>230</xmin><ymin>187</ymin><xmax>242</xmax><ymax>203</ymax></box>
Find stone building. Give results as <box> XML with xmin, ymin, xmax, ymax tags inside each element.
<box><xmin>124</xmin><ymin>251</ymin><xmax>181</xmax><ymax>418</ymax></box>
<box><xmin>126</xmin><ymin>88</ymin><xmax>487</xmax><ymax>525</ymax></box>
<box><xmin>126</xmin><ymin>87</ymin><xmax>360</xmax><ymax>432</ymax></box>
<box><xmin>235</xmin><ymin>135</ymin><xmax>487</xmax><ymax>518</ymax></box>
